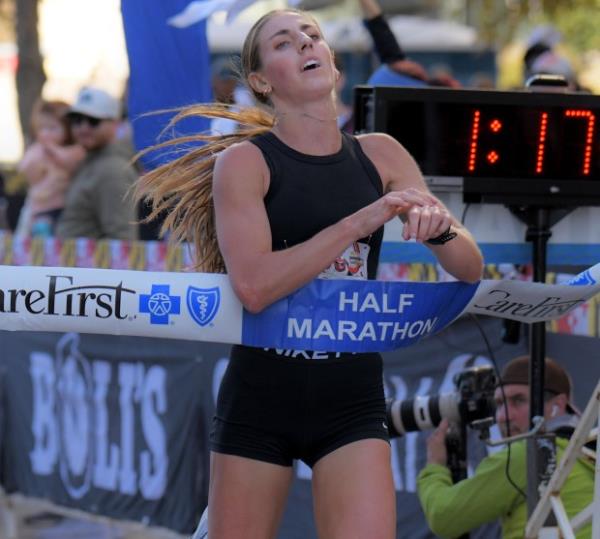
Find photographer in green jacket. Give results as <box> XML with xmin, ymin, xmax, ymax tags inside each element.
<box><xmin>417</xmin><ymin>355</ymin><xmax>594</xmax><ymax>539</ymax></box>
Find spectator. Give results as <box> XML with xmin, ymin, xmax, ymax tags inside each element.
<box><xmin>523</xmin><ymin>25</ymin><xmax>581</xmax><ymax>91</ymax></box>
<box><xmin>528</xmin><ymin>51</ymin><xmax>578</xmax><ymax>90</ymax></box>
<box><xmin>523</xmin><ymin>25</ymin><xmax>562</xmax><ymax>82</ymax></box>
<box><xmin>418</xmin><ymin>356</ymin><xmax>594</xmax><ymax>539</ymax></box>
<box><xmin>335</xmin><ymin>0</ymin><xmax>430</xmax><ymax>133</ymax></box>
<box><xmin>56</xmin><ymin>86</ymin><xmax>138</xmax><ymax>241</ymax></box>
<box><xmin>15</xmin><ymin>100</ymin><xmax>85</xmax><ymax>237</ymax></box>
<box><xmin>359</xmin><ymin>0</ymin><xmax>430</xmax><ymax>87</ymax></box>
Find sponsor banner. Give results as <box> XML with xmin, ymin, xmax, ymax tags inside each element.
<box><xmin>242</xmin><ymin>279</ymin><xmax>478</xmax><ymax>352</ymax></box>
<box><xmin>381</xmin><ymin>262</ymin><xmax>600</xmax><ymax>338</ymax></box>
<box><xmin>0</xmin><ymin>264</ymin><xmax>599</xmax><ymax>352</ymax></box>
<box><xmin>0</xmin><ymin>331</ymin><xmax>209</xmax><ymax>533</ymax></box>
<box><xmin>466</xmin><ymin>264</ymin><xmax>600</xmax><ymax>323</ymax></box>
<box><xmin>0</xmin><ymin>267</ymin><xmax>241</xmax><ymax>345</ymax></box>
<box><xmin>1</xmin><ymin>231</ymin><xmax>597</xmax><ymax>338</ymax></box>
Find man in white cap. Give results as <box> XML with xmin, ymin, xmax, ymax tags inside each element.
<box><xmin>56</xmin><ymin>86</ymin><xmax>138</xmax><ymax>240</ymax></box>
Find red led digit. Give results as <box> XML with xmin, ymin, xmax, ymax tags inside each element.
<box><xmin>487</xmin><ymin>151</ymin><xmax>499</xmax><ymax>164</ymax></box>
<box><xmin>565</xmin><ymin>109</ymin><xmax>596</xmax><ymax>175</ymax></box>
<box><xmin>489</xmin><ymin>119</ymin><xmax>502</xmax><ymax>133</ymax></box>
<box><xmin>535</xmin><ymin>112</ymin><xmax>548</xmax><ymax>174</ymax></box>
<box><xmin>467</xmin><ymin>110</ymin><xmax>481</xmax><ymax>172</ymax></box>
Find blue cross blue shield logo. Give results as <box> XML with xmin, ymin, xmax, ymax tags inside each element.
<box><xmin>187</xmin><ymin>286</ymin><xmax>220</xmax><ymax>327</ymax></box>
<box><xmin>139</xmin><ymin>284</ymin><xmax>181</xmax><ymax>325</ymax></box>
<box><xmin>567</xmin><ymin>270</ymin><xmax>596</xmax><ymax>286</ymax></box>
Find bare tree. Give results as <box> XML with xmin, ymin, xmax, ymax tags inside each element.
<box><xmin>15</xmin><ymin>0</ymin><xmax>45</xmax><ymax>143</ymax></box>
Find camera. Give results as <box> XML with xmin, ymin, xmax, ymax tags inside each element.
<box><xmin>386</xmin><ymin>365</ymin><xmax>497</xmax><ymax>438</ymax></box>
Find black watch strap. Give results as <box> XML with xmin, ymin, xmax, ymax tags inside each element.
<box><xmin>426</xmin><ymin>226</ymin><xmax>458</xmax><ymax>245</ymax></box>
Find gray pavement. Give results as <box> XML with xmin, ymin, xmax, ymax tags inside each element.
<box><xmin>2</xmin><ymin>495</ymin><xmax>186</xmax><ymax>539</ymax></box>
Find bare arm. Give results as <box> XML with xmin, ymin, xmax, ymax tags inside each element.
<box><xmin>42</xmin><ymin>143</ymin><xmax>86</xmax><ymax>173</ymax></box>
<box><xmin>358</xmin><ymin>0</ymin><xmax>382</xmax><ymax>18</ymax></box>
<box><xmin>358</xmin><ymin>133</ymin><xmax>483</xmax><ymax>283</ymax></box>
<box><xmin>213</xmin><ymin>141</ymin><xmax>418</xmax><ymax>313</ymax></box>
<box><xmin>17</xmin><ymin>143</ymin><xmax>46</xmax><ymax>184</ymax></box>
<box><xmin>359</xmin><ymin>0</ymin><xmax>406</xmax><ymax>65</ymax></box>
<box><xmin>358</xmin><ymin>0</ymin><xmax>429</xmax><ymax>80</ymax></box>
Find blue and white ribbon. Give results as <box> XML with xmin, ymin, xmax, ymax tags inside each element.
<box><xmin>0</xmin><ymin>264</ymin><xmax>599</xmax><ymax>352</ymax></box>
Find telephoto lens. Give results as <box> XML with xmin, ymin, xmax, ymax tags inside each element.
<box><xmin>386</xmin><ymin>366</ymin><xmax>497</xmax><ymax>437</ymax></box>
<box><xmin>386</xmin><ymin>392</ymin><xmax>461</xmax><ymax>437</ymax></box>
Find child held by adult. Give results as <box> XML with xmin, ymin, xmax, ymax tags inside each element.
<box><xmin>16</xmin><ymin>100</ymin><xmax>85</xmax><ymax>237</ymax></box>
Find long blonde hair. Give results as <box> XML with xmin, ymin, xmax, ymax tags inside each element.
<box><xmin>133</xmin><ymin>9</ymin><xmax>317</xmax><ymax>273</ymax></box>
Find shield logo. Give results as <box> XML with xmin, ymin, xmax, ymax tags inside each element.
<box><xmin>187</xmin><ymin>286</ymin><xmax>220</xmax><ymax>326</ymax></box>
<box><xmin>567</xmin><ymin>270</ymin><xmax>595</xmax><ymax>286</ymax></box>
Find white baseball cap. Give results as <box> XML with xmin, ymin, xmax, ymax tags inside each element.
<box><xmin>68</xmin><ymin>86</ymin><xmax>121</xmax><ymax>120</ymax></box>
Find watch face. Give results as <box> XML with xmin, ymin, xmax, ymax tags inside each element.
<box><xmin>363</xmin><ymin>87</ymin><xmax>600</xmax><ymax>182</ymax></box>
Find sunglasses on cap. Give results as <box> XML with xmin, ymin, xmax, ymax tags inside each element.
<box><xmin>69</xmin><ymin>113</ymin><xmax>104</xmax><ymax>128</ymax></box>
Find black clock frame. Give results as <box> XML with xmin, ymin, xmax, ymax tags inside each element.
<box><xmin>353</xmin><ymin>85</ymin><xmax>600</xmax><ymax>207</ymax></box>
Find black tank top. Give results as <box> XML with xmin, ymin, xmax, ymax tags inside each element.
<box><xmin>250</xmin><ymin>131</ymin><xmax>384</xmax><ymax>279</ymax></box>
<box><xmin>240</xmin><ymin>131</ymin><xmax>385</xmax><ymax>360</ymax></box>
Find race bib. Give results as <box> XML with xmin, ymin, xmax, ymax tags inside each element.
<box><xmin>320</xmin><ymin>242</ymin><xmax>369</xmax><ymax>280</ymax></box>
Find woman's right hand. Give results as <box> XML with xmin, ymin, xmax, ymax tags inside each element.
<box><xmin>351</xmin><ymin>187</ymin><xmax>438</xmax><ymax>240</ymax></box>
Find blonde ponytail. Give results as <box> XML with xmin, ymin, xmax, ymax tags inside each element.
<box><xmin>133</xmin><ymin>103</ymin><xmax>275</xmax><ymax>272</ymax></box>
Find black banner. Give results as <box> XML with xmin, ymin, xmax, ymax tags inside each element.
<box><xmin>0</xmin><ymin>331</ymin><xmax>212</xmax><ymax>533</ymax></box>
<box><xmin>0</xmin><ymin>316</ymin><xmax>598</xmax><ymax>537</ymax></box>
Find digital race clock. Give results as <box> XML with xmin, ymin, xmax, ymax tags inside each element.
<box><xmin>353</xmin><ymin>86</ymin><xmax>600</xmax><ymax>206</ymax></box>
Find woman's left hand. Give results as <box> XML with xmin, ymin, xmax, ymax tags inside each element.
<box><xmin>400</xmin><ymin>192</ymin><xmax>452</xmax><ymax>243</ymax></box>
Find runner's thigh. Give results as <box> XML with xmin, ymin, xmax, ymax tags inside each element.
<box><xmin>312</xmin><ymin>439</ymin><xmax>396</xmax><ymax>539</ymax></box>
<box><xmin>208</xmin><ymin>451</ymin><xmax>294</xmax><ymax>539</ymax></box>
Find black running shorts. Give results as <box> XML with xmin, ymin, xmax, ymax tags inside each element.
<box><xmin>210</xmin><ymin>345</ymin><xmax>389</xmax><ymax>468</ymax></box>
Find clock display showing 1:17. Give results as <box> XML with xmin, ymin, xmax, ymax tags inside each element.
<box><xmin>466</xmin><ymin>106</ymin><xmax>595</xmax><ymax>177</ymax></box>
<box><xmin>385</xmin><ymin>98</ymin><xmax>600</xmax><ymax>181</ymax></box>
